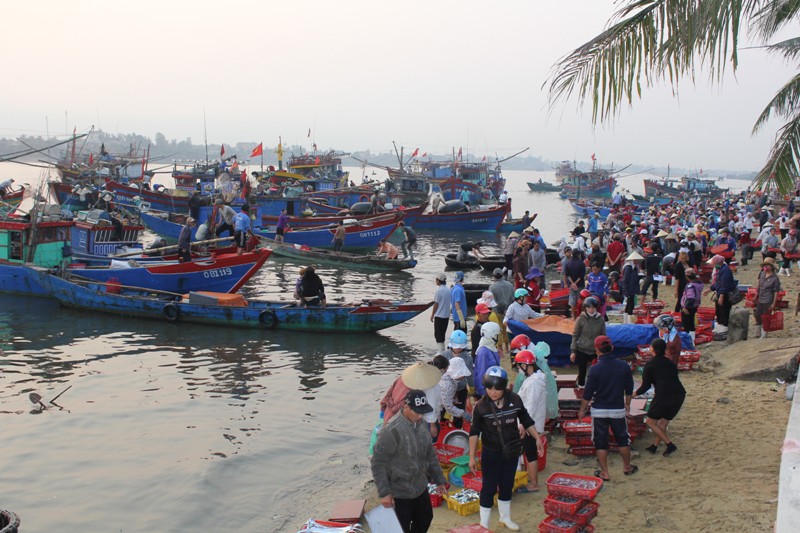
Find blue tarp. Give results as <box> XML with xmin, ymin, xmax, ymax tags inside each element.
<box><xmin>507</xmin><ymin>320</ymin><xmax>695</xmax><ymax>367</ymax></box>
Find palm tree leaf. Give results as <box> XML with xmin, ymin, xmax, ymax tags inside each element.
<box><xmin>546</xmin><ymin>0</ymin><xmax>760</xmax><ymax>123</ymax></box>
<box><xmin>764</xmin><ymin>36</ymin><xmax>800</xmax><ymax>60</ymax></box>
<box><xmin>753</xmin><ymin>73</ymin><xmax>800</xmax><ymax>133</ymax></box>
<box><xmin>752</xmin><ymin>112</ymin><xmax>800</xmax><ymax>193</ymax></box>
<box><xmin>751</xmin><ymin>0</ymin><xmax>800</xmax><ymax>40</ymax></box>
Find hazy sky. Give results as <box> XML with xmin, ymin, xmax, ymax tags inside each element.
<box><xmin>2</xmin><ymin>0</ymin><xmax>796</xmax><ymax>171</ymax></box>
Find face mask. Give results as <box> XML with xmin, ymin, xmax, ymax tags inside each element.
<box><xmin>763</xmin><ymin>267</ymin><xmax>771</xmax><ymax>273</ymax></box>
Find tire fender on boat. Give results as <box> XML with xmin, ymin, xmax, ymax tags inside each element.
<box><xmin>359</xmin><ymin>194</ymin><xmax>369</xmax><ymax>202</ymax></box>
<box><xmin>259</xmin><ymin>309</ymin><xmax>277</xmax><ymax>328</ymax></box>
<box><xmin>162</xmin><ymin>303</ymin><xmax>180</xmax><ymax>322</ymax></box>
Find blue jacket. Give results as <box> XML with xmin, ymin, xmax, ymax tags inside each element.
<box><xmin>583</xmin><ymin>356</ymin><xmax>634</xmax><ymax>411</ymax></box>
<box><xmin>711</xmin><ymin>264</ymin><xmax>736</xmax><ymax>294</ymax></box>
<box><xmin>450</xmin><ymin>284</ymin><xmax>467</xmax><ymax>322</ymax></box>
<box><xmin>473</xmin><ymin>346</ymin><xmax>500</xmax><ymax>397</ymax></box>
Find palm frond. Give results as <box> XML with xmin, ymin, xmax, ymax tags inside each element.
<box><xmin>752</xmin><ymin>112</ymin><xmax>800</xmax><ymax>193</ymax></box>
<box><xmin>546</xmin><ymin>0</ymin><xmax>756</xmax><ymax>123</ymax></box>
<box><xmin>753</xmin><ymin>73</ymin><xmax>800</xmax><ymax>132</ymax></box>
<box><xmin>750</xmin><ymin>0</ymin><xmax>800</xmax><ymax>40</ymax></box>
<box><xmin>764</xmin><ymin>36</ymin><xmax>800</xmax><ymax>60</ymax></box>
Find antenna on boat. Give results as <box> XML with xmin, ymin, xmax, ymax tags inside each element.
<box><xmin>203</xmin><ymin>109</ymin><xmax>209</xmax><ymax>167</ymax></box>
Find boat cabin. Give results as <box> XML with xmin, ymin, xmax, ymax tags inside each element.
<box><xmin>0</xmin><ymin>218</ymin><xmax>72</xmax><ymax>267</ymax></box>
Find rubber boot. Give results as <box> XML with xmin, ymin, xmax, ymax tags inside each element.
<box><xmin>689</xmin><ymin>331</ymin><xmax>696</xmax><ymax>344</ymax></box>
<box><xmin>479</xmin><ymin>506</ymin><xmax>492</xmax><ymax>529</ymax></box>
<box><xmin>760</xmin><ymin>326</ymin><xmax>767</xmax><ymax>339</ymax></box>
<box><xmin>498</xmin><ymin>499</ymin><xmax>519</xmax><ymax>531</ymax></box>
<box><xmin>436</xmin><ymin>342</ymin><xmax>446</xmax><ymax>355</ymax></box>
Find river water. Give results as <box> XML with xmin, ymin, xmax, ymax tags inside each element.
<box><xmin>0</xmin><ymin>162</ymin><xmax>747</xmax><ymax>531</ymax></box>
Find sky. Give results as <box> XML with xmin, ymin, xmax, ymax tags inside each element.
<box><xmin>2</xmin><ymin>0</ymin><xmax>798</xmax><ymax>171</ymax></box>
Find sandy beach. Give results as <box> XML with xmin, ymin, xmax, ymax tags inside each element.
<box><xmin>357</xmin><ymin>255</ymin><xmax>797</xmax><ymax>532</ymax></box>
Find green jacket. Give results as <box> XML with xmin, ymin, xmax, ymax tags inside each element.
<box><xmin>570</xmin><ymin>312</ymin><xmax>607</xmax><ymax>354</ymax></box>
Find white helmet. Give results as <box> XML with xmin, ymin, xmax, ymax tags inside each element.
<box><xmin>480</xmin><ymin>322</ymin><xmax>501</xmax><ymax>343</ymax></box>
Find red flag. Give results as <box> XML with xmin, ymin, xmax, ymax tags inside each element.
<box><xmin>220</xmin><ymin>144</ymin><xmax>225</xmax><ymax>158</ymax></box>
<box><xmin>457</xmin><ymin>147</ymin><xmax>462</xmax><ymax>159</ymax></box>
<box><xmin>314</xmin><ymin>156</ymin><xmax>320</xmax><ymax>165</ymax></box>
<box><xmin>313</xmin><ymin>143</ymin><xmax>317</xmax><ymax>151</ymax></box>
<box><xmin>250</xmin><ymin>143</ymin><xmax>263</xmax><ymax>158</ymax></box>
<box><xmin>88</xmin><ymin>153</ymin><xmax>94</xmax><ymax>165</ymax></box>
<box><xmin>307</xmin><ymin>128</ymin><xmax>311</xmax><ymax>138</ymax></box>
<box><xmin>482</xmin><ymin>155</ymin><xmax>486</xmax><ymax>162</ymax></box>
<box><xmin>422</xmin><ymin>152</ymin><xmax>427</xmax><ymax>158</ymax></box>
<box><xmin>591</xmin><ymin>153</ymin><xmax>596</xmax><ymax>161</ymax></box>
<box><xmin>411</xmin><ymin>148</ymin><xmax>419</xmax><ymax>157</ymax></box>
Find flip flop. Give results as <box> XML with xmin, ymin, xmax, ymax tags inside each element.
<box><xmin>515</xmin><ymin>486</ymin><xmax>539</xmax><ymax>493</ymax></box>
<box><xmin>593</xmin><ymin>469</ymin><xmax>611</xmax><ymax>482</ymax></box>
<box><xmin>624</xmin><ymin>465</ymin><xmax>639</xmax><ymax>476</ymax></box>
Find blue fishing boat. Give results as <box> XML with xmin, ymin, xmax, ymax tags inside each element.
<box><xmin>104</xmin><ymin>180</ymin><xmax>191</xmax><ymax>213</ymax></box>
<box><xmin>67</xmin><ymin>248</ymin><xmax>271</xmax><ymax>294</ymax></box>
<box><xmin>410</xmin><ymin>202</ymin><xmax>511</xmax><ymax>232</ymax></box>
<box><xmin>141</xmin><ymin>210</ymin><xmax>402</xmax><ymax>250</ymax></box>
<box><xmin>39</xmin><ymin>274</ymin><xmax>432</xmax><ymax>333</ymax></box>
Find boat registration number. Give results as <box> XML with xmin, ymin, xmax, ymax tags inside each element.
<box><xmin>359</xmin><ymin>230</ymin><xmax>380</xmax><ymax>238</ymax></box>
<box><xmin>203</xmin><ymin>267</ymin><xmax>233</xmax><ymax>278</ymax></box>
<box><xmin>471</xmin><ymin>218</ymin><xmax>488</xmax><ymax>224</ymax></box>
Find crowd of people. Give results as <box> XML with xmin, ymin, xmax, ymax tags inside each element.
<box><xmin>369</xmin><ymin>187</ymin><xmax>799</xmax><ymax>532</ymax></box>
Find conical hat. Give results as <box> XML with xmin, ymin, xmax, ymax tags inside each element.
<box><xmin>401</xmin><ymin>362</ymin><xmax>442</xmax><ymax>390</ymax></box>
<box><xmin>656</xmin><ymin>230</ymin><xmax>669</xmax><ymax>238</ymax></box>
<box><xmin>626</xmin><ymin>251</ymin><xmax>644</xmax><ymax>261</ymax></box>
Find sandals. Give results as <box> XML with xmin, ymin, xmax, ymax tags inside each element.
<box><xmin>516</xmin><ymin>486</ymin><xmax>539</xmax><ymax>493</ymax></box>
<box><xmin>593</xmin><ymin>469</ymin><xmax>611</xmax><ymax>482</ymax></box>
<box><xmin>624</xmin><ymin>465</ymin><xmax>639</xmax><ymax>476</ymax></box>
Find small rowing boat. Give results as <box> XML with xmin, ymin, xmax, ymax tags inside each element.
<box><xmin>263</xmin><ymin>238</ymin><xmax>417</xmax><ymax>271</ymax></box>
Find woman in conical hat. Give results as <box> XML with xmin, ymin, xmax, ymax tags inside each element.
<box><xmin>380</xmin><ymin>361</ymin><xmax>444</xmax><ymax>423</ymax></box>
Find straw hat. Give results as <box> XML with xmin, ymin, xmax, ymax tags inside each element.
<box><xmin>656</xmin><ymin>229</ymin><xmax>669</xmax><ymax>238</ymax></box>
<box><xmin>666</xmin><ymin>232</ymin><xmax>678</xmax><ymax>240</ymax></box>
<box><xmin>401</xmin><ymin>362</ymin><xmax>442</xmax><ymax>390</ymax></box>
<box><xmin>626</xmin><ymin>251</ymin><xmax>644</xmax><ymax>261</ymax></box>
<box><xmin>762</xmin><ymin>257</ymin><xmax>776</xmax><ymax>267</ymax></box>
<box><xmin>581</xmin><ymin>232</ymin><xmax>591</xmax><ymax>239</ymax></box>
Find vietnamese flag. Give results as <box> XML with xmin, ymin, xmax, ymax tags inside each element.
<box><xmin>220</xmin><ymin>144</ymin><xmax>225</xmax><ymax>158</ymax></box>
<box><xmin>250</xmin><ymin>143</ymin><xmax>263</xmax><ymax>158</ymax></box>
<box><xmin>89</xmin><ymin>153</ymin><xmax>94</xmax><ymax>165</ymax></box>
<box><xmin>411</xmin><ymin>148</ymin><xmax>419</xmax><ymax>157</ymax></box>
<box><xmin>457</xmin><ymin>147</ymin><xmax>462</xmax><ymax>159</ymax></box>
<box><xmin>314</xmin><ymin>156</ymin><xmax>320</xmax><ymax>165</ymax></box>
<box><xmin>422</xmin><ymin>152</ymin><xmax>427</xmax><ymax>158</ymax></box>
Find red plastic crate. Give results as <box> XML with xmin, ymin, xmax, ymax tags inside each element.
<box><xmin>543</xmin><ymin>495</ymin><xmax>588</xmax><ymax>518</ymax></box>
<box><xmin>642</xmin><ymin>299</ymin><xmax>667</xmax><ymax>310</ymax></box>
<box><xmin>567</xmin><ymin>446</ymin><xmax>596</xmax><ymax>456</ymax></box>
<box><xmin>571</xmin><ymin>501</ymin><xmax>600</xmax><ymax>525</ymax></box>
<box><xmin>565</xmin><ymin>435</ymin><xmax>594</xmax><ymax>447</ymax></box>
<box><xmin>561</xmin><ymin>418</ymin><xmax>593</xmax><ymax>436</ymax></box>
<box><xmin>697</xmin><ymin>307</ymin><xmax>716</xmax><ymax>320</ymax></box>
<box><xmin>538</xmin><ymin>515</ymin><xmax>594</xmax><ymax>533</ymax></box>
<box><xmin>677</xmin><ymin>361</ymin><xmax>695</xmax><ymax>371</ymax></box>
<box><xmin>436</xmin><ymin>443</ymin><xmax>465</xmax><ymax>464</ymax></box>
<box><xmin>546</xmin><ymin>473</ymin><xmax>604</xmax><ymax>499</ymax></box>
<box><xmin>461</xmin><ymin>472</ymin><xmax>483</xmax><ymax>491</ymax></box>
<box><xmin>430</xmin><ymin>492</ymin><xmax>443</xmax><ymax>508</ymax></box>
<box><xmin>679</xmin><ymin>350</ymin><xmax>702</xmax><ymax>363</ymax></box>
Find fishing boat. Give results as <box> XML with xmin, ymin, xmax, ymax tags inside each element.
<box><xmin>69</xmin><ymin>209</ymin><xmax>146</xmax><ymax>263</ymax></box>
<box><xmin>411</xmin><ymin>202</ymin><xmax>511</xmax><ymax>232</ymax></box>
<box><xmin>67</xmin><ymin>248</ymin><xmax>271</xmax><ymax>294</ymax></box>
<box><xmin>262</xmin><ymin>203</ymin><xmax>425</xmax><ymax>228</ymax></box>
<box><xmin>0</xmin><ymin>187</ymin><xmax>25</xmax><ymax>213</ymax></box>
<box><xmin>559</xmin><ymin>177</ymin><xmax>616</xmax><ymax>199</ymax></box>
<box><xmin>527</xmin><ymin>180</ymin><xmax>560</xmax><ymax>192</ymax></box>
<box><xmin>477</xmin><ymin>255</ymin><xmax>507</xmax><ymax>271</ymax></box>
<box><xmin>39</xmin><ymin>274</ymin><xmax>432</xmax><ymax>333</ymax></box>
<box><xmin>0</xmin><ymin>215</ymin><xmax>73</xmax><ymax>295</ymax></box>
<box><xmin>263</xmin><ymin>239</ymin><xmax>417</xmax><ymax>271</ymax></box>
<box><xmin>140</xmin><ymin>210</ymin><xmax>402</xmax><ymax>250</ymax></box>
<box><xmin>104</xmin><ymin>180</ymin><xmax>191</xmax><ymax>213</ymax></box>
<box><xmin>444</xmin><ymin>253</ymin><xmax>481</xmax><ymax>269</ymax></box>
<box><xmin>463</xmin><ymin>283</ymin><xmax>490</xmax><ymax>306</ymax></box>
<box><xmin>643</xmin><ymin>176</ymin><xmax>728</xmax><ymax>199</ymax></box>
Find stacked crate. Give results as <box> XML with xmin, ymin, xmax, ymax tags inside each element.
<box><xmin>539</xmin><ymin>472</ymin><xmax>603</xmax><ymax>532</ymax></box>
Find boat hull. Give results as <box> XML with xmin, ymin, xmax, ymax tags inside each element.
<box><xmin>412</xmin><ymin>203</ymin><xmax>510</xmax><ymax>232</ymax></box>
<box><xmin>67</xmin><ymin>249</ymin><xmax>271</xmax><ymax>294</ymax></box>
<box><xmin>266</xmin><ymin>239</ymin><xmax>416</xmax><ymax>271</ymax></box>
<box><xmin>40</xmin><ymin>274</ymin><xmax>432</xmax><ymax>332</ymax></box>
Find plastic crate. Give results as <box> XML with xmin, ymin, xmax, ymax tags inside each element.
<box><xmin>436</xmin><ymin>443</ymin><xmax>465</xmax><ymax>465</ymax></box>
<box><xmin>546</xmin><ymin>473</ymin><xmax>604</xmax><ymax>500</ymax></box>
<box><xmin>565</xmin><ymin>435</ymin><xmax>594</xmax><ymax>447</ymax></box>
<box><xmin>677</xmin><ymin>361</ymin><xmax>695</xmax><ymax>371</ymax></box>
<box><xmin>679</xmin><ymin>350</ymin><xmax>701</xmax><ymax>363</ymax></box>
<box><xmin>445</xmin><ymin>490</ymin><xmax>481</xmax><ymax>516</ymax></box>
<box><xmin>572</xmin><ymin>501</ymin><xmax>600</xmax><ymax>525</ymax></box>
<box><xmin>461</xmin><ymin>472</ymin><xmax>482</xmax><ymax>491</ymax></box>
<box><xmin>561</xmin><ymin>418</ymin><xmax>593</xmax><ymax>436</ymax></box>
<box><xmin>559</xmin><ymin>409</ymin><xmax>580</xmax><ymax>420</ymax></box>
<box><xmin>697</xmin><ymin>307</ymin><xmax>716</xmax><ymax>320</ymax></box>
<box><xmin>762</xmin><ymin>311</ymin><xmax>784</xmax><ymax>332</ymax></box>
<box><xmin>538</xmin><ymin>515</ymin><xmax>585</xmax><ymax>533</ymax></box>
<box><xmin>513</xmin><ymin>470</ymin><xmax>528</xmax><ymax>491</ymax></box>
<box><xmin>642</xmin><ymin>299</ymin><xmax>667</xmax><ymax>310</ymax></box>
<box><xmin>543</xmin><ymin>494</ymin><xmax>588</xmax><ymax>517</ymax></box>
<box><xmin>567</xmin><ymin>446</ymin><xmax>596</xmax><ymax>456</ymax></box>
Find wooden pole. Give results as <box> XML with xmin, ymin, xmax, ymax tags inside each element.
<box><xmin>111</xmin><ymin>236</ymin><xmax>234</xmax><ymax>257</ymax></box>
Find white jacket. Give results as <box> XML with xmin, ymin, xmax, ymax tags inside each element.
<box><xmin>518</xmin><ymin>371</ymin><xmax>547</xmax><ymax>433</ymax></box>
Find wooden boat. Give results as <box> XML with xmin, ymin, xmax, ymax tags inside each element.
<box><xmin>444</xmin><ymin>253</ymin><xmax>480</xmax><ymax>269</ymax></box>
<box><xmin>643</xmin><ymin>176</ymin><xmax>728</xmax><ymax>199</ymax></box>
<box><xmin>463</xmin><ymin>283</ymin><xmax>490</xmax><ymax>306</ymax></box>
<box><xmin>412</xmin><ymin>202</ymin><xmax>511</xmax><ymax>232</ymax></box>
<box><xmin>263</xmin><ymin>238</ymin><xmax>417</xmax><ymax>271</ymax></box>
<box><xmin>477</xmin><ymin>254</ymin><xmax>507</xmax><ymax>271</ymax></box>
<box><xmin>0</xmin><ymin>188</ymin><xmax>25</xmax><ymax>213</ymax></box>
<box><xmin>527</xmin><ymin>180</ymin><xmax>560</xmax><ymax>192</ymax></box>
<box><xmin>67</xmin><ymin>248</ymin><xmax>271</xmax><ymax>294</ymax></box>
<box><xmin>104</xmin><ymin>180</ymin><xmax>191</xmax><ymax>213</ymax></box>
<box><xmin>39</xmin><ymin>274</ymin><xmax>432</xmax><ymax>333</ymax></box>
<box><xmin>140</xmin><ymin>210</ymin><xmax>403</xmax><ymax>250</ymax></box>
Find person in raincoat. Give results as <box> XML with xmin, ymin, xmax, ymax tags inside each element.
<box><xmin>533</xmin><ymin>341</ymin><xmax>559</xmax><ymax>421</ymax></box>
